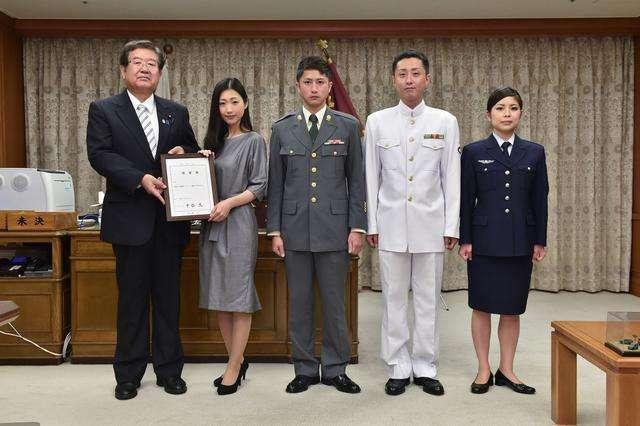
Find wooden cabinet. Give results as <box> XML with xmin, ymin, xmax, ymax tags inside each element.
<box><xmin>68</xmin><ymin>230</ymin><xmax>359</xmax><ymax>363</ymax></box>
<box><xmin>0</xmin><ymin>231</ymin><xmax>70</xmax><ymax>364</ymax></box>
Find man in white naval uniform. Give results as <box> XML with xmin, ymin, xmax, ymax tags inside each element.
<box><xmin>364</xmin><ymin>49</ymin><xmax>460</xmax><ymax>396</ymax></box>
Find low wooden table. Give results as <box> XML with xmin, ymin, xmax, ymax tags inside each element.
<box><xmin>551</xmin><ymin>321</ymin><xmax>640</xmax><ymax>425</ymax></box>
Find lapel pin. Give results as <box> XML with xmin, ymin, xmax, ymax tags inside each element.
<box><xmin>297</xmin><ymin>114</ymin><xmax>302</xmax><ymax>121</ymax></box>
<box><xmin>326</xmin><ymin>115</ymin><xmax>332</xmax><ymax>122</ymax></box>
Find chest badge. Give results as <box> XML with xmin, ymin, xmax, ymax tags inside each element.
<box><xmin>478</xmin><ymin>159</ymin><xmax>494</xmax><ymax>164</ymax></box>
<box><xmin>424</xmin><ymin>133</ymin><xmax>445</xmax><ymax>139</ymax></box>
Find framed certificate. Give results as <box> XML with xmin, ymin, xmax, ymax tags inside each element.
<box><xmin>161</xmin><ymin>153</ymin><xmax>218</xmax><ymax>221</ymax></box>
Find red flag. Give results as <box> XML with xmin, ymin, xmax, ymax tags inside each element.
<box><xmin>318</xmin><ymin>40</ymin><xmax>363</xmax><ymax>132</ymax></box>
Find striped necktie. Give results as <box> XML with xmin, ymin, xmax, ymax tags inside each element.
<box><xmin>137</xmin><ymin>104</ymin><xmax>157</xmax><ymax>157</ymax></box>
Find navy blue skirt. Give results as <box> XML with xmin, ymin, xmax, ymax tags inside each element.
<box><xmin>467</xmin><ymin>255</ymin><xmax>533</xmax><ymax>315</ymax></box>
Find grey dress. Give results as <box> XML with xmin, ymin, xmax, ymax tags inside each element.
<box><xmin>198</xmin><ymin>131</ymin><xmax>267</xmax><ymax>312</ymax></box>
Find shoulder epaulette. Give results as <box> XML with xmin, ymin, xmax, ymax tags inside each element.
<box><xmin>274</xmin><ymin>111</ymin><xmax>296</xmax><ymax>123</ymax></box>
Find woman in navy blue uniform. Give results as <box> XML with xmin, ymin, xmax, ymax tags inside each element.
<box><xmin>459</xmin><ymin>87</ymin><xmax>548</xmax><ymax>395</ymax></box>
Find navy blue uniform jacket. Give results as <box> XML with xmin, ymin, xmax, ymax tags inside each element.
<box><xmin>459</xmin><ymin>135</ymin><xmax>548</xmax><ymax>257</ymax></box>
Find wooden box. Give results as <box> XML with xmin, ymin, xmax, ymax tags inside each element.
<box><xmin>6</xmin><ymin>211</ymin><xmax>76</xmax><ymax>231</ymax></box>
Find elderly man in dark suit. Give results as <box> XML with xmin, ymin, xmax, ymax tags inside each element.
<box><xmin>87</xmin><ymin>40</ymin><xmax>199</xmax><ymax>400</ymax></box>
<box><xmin>267</xmin><ymin>56</ymin><xmax>366</xmax><ymax>394</ymax></box>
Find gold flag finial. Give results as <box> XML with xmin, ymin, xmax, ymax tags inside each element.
<box><xmin>316</xmin><ymin>39</ymin><xmax>333</xmax><ymax>64</ymax></box>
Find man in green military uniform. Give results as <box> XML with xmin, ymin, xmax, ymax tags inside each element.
<box><xmin>267</xmin><ymin>56</ymin><xmax>366</xmax><ymax>394</ymax></box>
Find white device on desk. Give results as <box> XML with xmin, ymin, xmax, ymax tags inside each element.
<box><xmin>0</xmin><ymin>168</ymin><xmax>75</xmax><ymax>211</ymax></box>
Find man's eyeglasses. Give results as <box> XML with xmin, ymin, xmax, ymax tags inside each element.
<box><xmin>129</xmin><ymin>59</ymin><xmax>159</xmax><ymax>69</ymax></box>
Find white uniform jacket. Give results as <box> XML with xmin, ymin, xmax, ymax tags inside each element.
<box><xmin>365</xmin><ymin>100</ymin><xmax>461</xmax><ymax>253</ymax></box>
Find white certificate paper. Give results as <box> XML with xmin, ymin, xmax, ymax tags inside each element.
<box><xmin>162</xmin><ymin>155</ymin><xmax>217</xmax><ymax>221</ymax></box>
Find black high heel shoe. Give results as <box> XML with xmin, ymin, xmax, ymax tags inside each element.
<box><xmin>213</xmin><ymin>360</ymin><xmax>249</xmax><ymax>387</ymax></box>
<box><xmin>495</xmin><ymin>369</ymin><xmax>535</xmax><ymax>394</ymax></box>
<box><xmin>470</xmin><ymin>372</ymin><xmax>493</xmax><ymax>394</ymax></box>
<box><xmin>217</xmin><ymin>367</ymin><xmax>246</xmax><ymax>395</ymax></box>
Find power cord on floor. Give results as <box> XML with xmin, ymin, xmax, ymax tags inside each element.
<box><xmin>0</xmin><ymin>322</ymin><xmax>70</xmax><ymax>358</ymax></box>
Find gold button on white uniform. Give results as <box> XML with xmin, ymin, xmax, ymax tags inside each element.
<box><xmin>505</xmin><ymin>170</ymin><xmax>511</xmax><ymax>175</ymax></box>
<box><xmin>410</xmin><ymin>119</ymin><xmax>415</xmax><ymax>125</ymax></box>
<box><xmin>311</xmin><ymin>197</ymin><xmax>317</xmax><ymax>203</ymax></box>
<box><xmin>311</xmin><ymin>182</ymin><xmax>317</xmax><ymax>188</ymax></box>
<box><xmin>409</xmin><ymin>137</ymin><xmax>415</xmax><ymax>142</ymax></box>
<box><xmin>408</xmin><ymin>196</ymin><xmax>413</xmax><ymax>202</ymax></box>
<box><xmin>311</xmin><ymin>152</ymin><xmax>317</xmax><ymax>158</ymax></box>
<box><xmin>505</xmin><ymin>195</ymin><xmax>510</xmax><ymax>201</ymax></box>
<box><xmin>311</xmin><ymin>167</ymin><xmax>317</xmax><ymax>173</ymax></box>
<box><xmin>409</xmin><ymin>156</ymin><xmax>414</xmax><ymax>162</ymax></box>
<box><xmin>505</xmin><ymin>208</ymin><xmax>510</xmax><ymax>213</ymax></box>
<box><xmin>409</xmin><ymin>176</ymin><xmax>413</xmax><ymax>182</ymax></box>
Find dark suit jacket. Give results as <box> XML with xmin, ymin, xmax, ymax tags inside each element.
<box><xmin>87</xmin><ymin>91</ymin><xmax>199</xmax><ymax>246</ymax></box>
<box><xmin>460</xmin><ymin>134</ymin><xmax>548</xmax><ymax>257</ymax></box>
<box><xmin>266</xmin><ymin>108</ymin><xmax>366</xmax><ymax>252</ymax></box>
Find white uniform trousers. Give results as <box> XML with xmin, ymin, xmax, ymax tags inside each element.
<box><xmin>379</xmin><ymin>250</ymin><xmax>443</xmax><ymax>379</ymax></box>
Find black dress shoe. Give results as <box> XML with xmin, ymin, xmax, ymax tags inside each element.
<box><xmin>217</xmin><ymin>369</ymin><xmax>244</xmax><ymax>395</ymax></box>
<box><xmin>285</xmin><ymin>375</ymin><xmax>320</xmax><ymax>393</ymax></box>
<box><xmin>414</xmin><ymin>376</ymin><xmax>445</xmax><ymax>396</ymax></box>
<box><xmin>214</xmin><ymin>360</ymin><xmax>249</xmax><ymax>387</ymax></box>
<box><xmin>115</xmin><ymin>382</ymin><xmax>140</xmax><ymax>400</ymax></box>
<box><xmin>495</xmin><ymin>370</ymin><xmax>535</xmax><ymax>394</ymax></box>
<box><xmin>156</xmin><ymin>376</ymin><xmax>187</xmax><ymax>395</ymax></box>
<box><xmin>385</xmin><ymin>378</ymin><xmax>410</xmax><ymax>396</ymax></box>
<box><xmin>470</xmin><ymin>372</ymin><xmax>494</xmax><ymax>394</ymax></box>
<box><xmin>321</xmin><ymin>373</ymin><xmax>361</xmax><ymax>394</ymax></box>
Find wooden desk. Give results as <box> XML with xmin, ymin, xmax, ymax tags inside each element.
<box><xmin>68</xmin><ymin>229</ymin><xmax>359</xmax><ymax>363</ymax></box>
<box><xmin>0</xmin><ymin>231</ymin><xmax>70</xmax><ymax>364</ymax></box>
<box><xmin>551</xmin><ymin>321</ymin><xmax>640</xmax><ymax>425</ymax></box>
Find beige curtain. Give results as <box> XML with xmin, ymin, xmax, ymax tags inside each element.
<box><xmin>23</xmin><ymin>36</ymin><xmax>634</xmax><ymax>292</ymax></box>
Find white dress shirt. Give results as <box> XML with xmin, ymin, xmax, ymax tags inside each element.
<box><xmin>493</xmin><ymin>132</ymin><xmax>515</xmax><ymax>156</ymax></box>
<box><xmin>302</xmin><ymin>105</ymin><xmax>327</xmax><ymax>131</ymax></box>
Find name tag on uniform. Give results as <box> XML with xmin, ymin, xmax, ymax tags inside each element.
<box><xmin>424</xmin><ymin>133</ymin><xmax>445</xmax><ymax>139</ymax></box>
<box><xmin>324</xmin><ymin>139</ymin><xmax>345</xmax><ymax>145</ymax></box>
<box><xmin>478</xmin><ymin>159</ymin><xmax>494</xmax><ymax>164</ymax></box>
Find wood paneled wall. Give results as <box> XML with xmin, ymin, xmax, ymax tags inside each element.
<box><xmin>2</xmin><ymin>15</ymin><xmax>640</xmax><ymax>294</ymax></box>
<box><xmin>0</xmin><ymin>11</ymin><xmax>25</xmax><ymax>168</ymax></box>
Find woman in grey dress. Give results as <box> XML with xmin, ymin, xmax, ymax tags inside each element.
<box><xmin>198</xmin><ymin>77</ymin><xmax>267</xmax><ymax>395</ymax></box>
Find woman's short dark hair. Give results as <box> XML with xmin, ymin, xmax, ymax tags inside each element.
<box><xmin>487</xmin><ymin>87</ymin><xmax>523</xmax><ymax>111</ymax></box>
<box><xmin>296</xmin><ymin>56</ymin><xmax>332</xmax><ymax>81</ymax></box>
<box><xmin>119</xmin><ymin>40</ymin><xmax>166</xmax><ymax>70</ymax></box>
<box><xmin>203</xmin><ymin>77</ymin><xmax>253</xmax><ymax>155</ymax></box>
<box><xmin>391</xmin><ymin>49</ymin><xmax>430</xmax><ymax>74</ymax></box>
